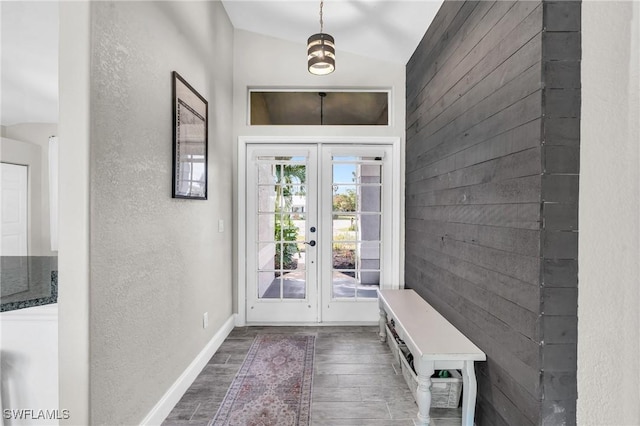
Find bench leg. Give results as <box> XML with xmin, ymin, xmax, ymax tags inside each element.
<box><xmin>461</xmin><ymin>360</ymin><xmax>478</xmax><ymax>426</ymax></box>
<box><xmin>378</xmin><ymin>306</ymin><xmax>387</xmax><ymax>342</ymax></box>
<box><xmin>415</xmin><ymin>360</ymin><xmax>434</xmax><ymax>425</ymax></box>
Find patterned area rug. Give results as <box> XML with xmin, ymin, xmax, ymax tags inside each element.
<box><xmin>210</xmin><ymin>334</ymin><xmax>315</xmax><ymax>426</ymax></box>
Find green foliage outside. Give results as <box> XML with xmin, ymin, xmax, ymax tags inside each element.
<box><xmin>274</xmin><ymin>163</ymin><xmax>305</xmax><ymax>269</ymax></box>
<box><xmin>333</xmin><ymin>189</ymin><xmax>357</xmax><ymax>213</ymax></box>
<box><xmin>274</xmin><ymin>215</ymin><xmax>299</xmax><ymax>269</ymax></box>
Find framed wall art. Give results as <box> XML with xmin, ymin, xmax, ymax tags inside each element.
<box><xmin>172</xmin><ymin>71</ymin><xmax>208</xmax><ymax>199</ymax></box>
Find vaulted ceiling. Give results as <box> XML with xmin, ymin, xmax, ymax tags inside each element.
<box><xmin>221</xmin><ymin>0</ymin><xmax>442</xmax><ymax>65</ymax></box>
<box><xmin>0</xmin><ymin>1</ymin><xmax>442</xmax><ymax>126</ymax></box>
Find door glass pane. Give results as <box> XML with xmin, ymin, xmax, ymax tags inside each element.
<box><xmin>333</xmin><ymin>214</ymin><xmax>357</xmax><ymax>240</ymax></box>
<box><xmin>332</xmin><ymin>271</ymin><xmax>356</xmax><ymax>298</ymax></box>
<box><xmin>258</xmin><ymin>164</ymin><xmax>277</xmax><ymax>184</ymax></box>
<box><xmin>360</xmin><ymin>214</ymin><xmax>381</xmax><ymax>240</ymax></box>
<box><xmin>258</xmin><ymin>272</ymin><xmax>280</xmax><ymax>298</ymax></box>
<box><xmin>256</xmin><ymin>157</ymin><xmax>308</xmax><ymax>300</ymax></box>
<box><xmin>279</xmin><ymin>243</ymin><xmax>301</xmax><ymax>270</ymax></box>
<box><xmin>280</xmin><ymin>271</ymin><xmax>306</xmax><ymax>299</ymax></box>
<box><xmin>360</xmin><ymin>186</ymin><xmax>381</xmax><ymax>212</ymax></box>
<box><xmin>359</xmin><ymin>242</ymin><xmax>381</xmax><ymax>272</ymax></box>
<box><xmin>333</xmin><ymin>164</ymin><xmax>357</xmax><ymax>183</ymax></box>
<box><xmin>331</xmin><ymin>155</ymin><xmax>383</xmax><ymax>300</ymax></box>
<box><xmin>257</xmin><ymin>242</ymin><xmax>277</xmax><ymax>270</ymax></box>
<box><xmin>258</xmin><ymin>214</ymin><xmax>276</xmax><ymax>242</ymax></box>
<box><xmin>333</xmin><ymin>245</ymin><xmax>356</xmax><ymax>271</ymax></box>
<box><xmin>357</xmin><ymin>271</ymin><xmax>380</xmax><ymax>298</ymax></box>
<box><xmin>332</xmin><ymin>185</ymin><xmax>357</xmax><ymax>212</ymax></box>
<box><xmin>257</xmin><ymin>185</ymin><xmax>277</xmax><ymax>213</ymax></box>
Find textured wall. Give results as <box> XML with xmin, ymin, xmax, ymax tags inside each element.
<box><xmin>89</xmin><ymin>2</ymin><xmax>234</xmax><ymax>424</ymax></box>
<box><xmin>578</xmin><ymin>2</ymin><xmax>640</xmax><ymax>424</ymax></box>
<box><xmin>405</xmin><ymin>1</ymin><xmax>579</xmax><ymax>424</ymax></box>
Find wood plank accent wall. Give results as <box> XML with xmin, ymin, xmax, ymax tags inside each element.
<box><xmin>404</xmin><ymin>1</ymin><xmax>580</xmax><ymax>424</ymax></box>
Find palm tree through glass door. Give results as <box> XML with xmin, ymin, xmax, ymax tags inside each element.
<box><xmin>261</xmin><ymin>161</ymin><xmax>307</xmax><ymax>299</ymax></box>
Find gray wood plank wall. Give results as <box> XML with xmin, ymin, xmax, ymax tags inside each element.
<box><xmin>405</xmin><ymin>1</ymin><xmax>580</xmax><ymax>424</ymax></box>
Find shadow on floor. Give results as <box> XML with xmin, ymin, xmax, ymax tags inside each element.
<box><xmin>261</xmin><ymin>271</ymin><xmax>379</xmax><ymax>299</ymax></box>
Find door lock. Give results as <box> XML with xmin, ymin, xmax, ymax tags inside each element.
<box><xmin>310</xmin><ymin>226</ymin><xmax>316</xmax><ymax>233</ymax></box>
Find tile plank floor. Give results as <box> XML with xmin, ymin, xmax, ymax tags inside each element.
<box><xmin>163</xmin><ymin>326</ymin><xmax>462</xmax><ymax>426</ymax></box>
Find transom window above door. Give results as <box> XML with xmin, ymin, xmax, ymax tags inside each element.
<box><xmin>249</xmin><ymin>90</ymin><xmax>389</xmax><ymax>126</ymax></box>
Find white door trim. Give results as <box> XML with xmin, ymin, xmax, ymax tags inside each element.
<box><xmin>236</xmin><ymin>136</ymin><xmax>402</xmax><ymax>325</ymax></box>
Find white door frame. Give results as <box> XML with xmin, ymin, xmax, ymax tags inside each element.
<box><xmin>236</xmin><ymin>136</ymin><xmax>403</xmax><ymax>325</ymax></box>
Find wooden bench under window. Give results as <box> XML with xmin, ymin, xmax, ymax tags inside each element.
<box><xmin>378</xmin><ymin>289</ymin><xmax>486</xmax><ymax>426</ymax></box>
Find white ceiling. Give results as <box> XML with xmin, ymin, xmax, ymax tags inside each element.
<box><xmin>0</xmin><ymin>0</ymin><xmax>442</xmax><ymax>127</ymax></box>
<box><xmin>221</xmin><ymin>0</ymin><xmax>442</xmax><ymax>65</ymax></box>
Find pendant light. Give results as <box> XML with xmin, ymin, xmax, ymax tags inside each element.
<box><xmin>307</xmin><ymin>0</ymin><xmax>335</xmax><ymax>75</ymax></box>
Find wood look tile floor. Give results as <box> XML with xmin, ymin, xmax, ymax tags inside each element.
<box><xmin>162</xmin><ymin>326</ymin><xmax>462</xmax><ymax>426</ymax></box>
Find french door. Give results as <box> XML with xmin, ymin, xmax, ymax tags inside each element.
<box><xmin>245</xmin><ymin>143</ymin><xmax>393</xmax><ymax>323</ymax></box>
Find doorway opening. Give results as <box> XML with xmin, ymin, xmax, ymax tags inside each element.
<box><xmin>239</xmin><ymin>138</ymin><xmax>401</xmax><ymax>324</ymax></box>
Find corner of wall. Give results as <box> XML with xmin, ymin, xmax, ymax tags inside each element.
<box><xmin>539</xmin><ymin>1</ymin><xmax>581</xmax><ymax>423</ymax></box>
<box><xmin>578</xmin><ymin>2</ymin><xmax>640</xmax><ymax>424</ymax></box>
<box><xmin>58</xmin><ymin>1</ymin><xmax>91</xmax><ymax>424</ymax></box>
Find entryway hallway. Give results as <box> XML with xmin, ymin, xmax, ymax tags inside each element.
<box><xmin>163</xmin><ymin>326</ymin><xmax>462</xmax><ymax>425</ymax></box>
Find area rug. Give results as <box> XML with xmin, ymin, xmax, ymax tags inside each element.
<box><xmin>209</xmin><ymin>334</ymin><xmax>315</xmax><ymax>426</ymax></box>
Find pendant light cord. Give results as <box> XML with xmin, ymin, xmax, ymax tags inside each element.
<box><xmin>319</xmin><ymin>0</ymin><xmax>324</xmax><ymax>33</ymax></box>
<box><xmin>319</xmin><ymin>92</ymin><xmax>326</xmax><ymax>125</ymax></box>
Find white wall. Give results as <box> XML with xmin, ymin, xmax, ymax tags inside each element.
<box><xmin>58</xmin><ymin>1</ymin><xmax>234</xmax><ymax>425</ymax></box>
<box><xmin>0</xmin><ymin>305</ymin><xmax>59</xmax><ymax>426</ymax></box>
<box><xmin>579</xmin><ymin>2</ymin><xmax>640</xmax><ymax>424</ymax></box>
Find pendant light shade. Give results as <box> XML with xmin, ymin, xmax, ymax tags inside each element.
<box><xmin>308</xmin><ymin>1</ymin><xmax>335</xmax><ymax>75</ymax></box>
<box><xmin>308</xmin><ymin>33</ymin><xmax>335</xmax><ymax>75</ymax></box>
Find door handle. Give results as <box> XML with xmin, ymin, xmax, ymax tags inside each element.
<box><xmin>305</xmin><ymin>240</ymin><xmax>316</xmax><ymax>247</ymax></box>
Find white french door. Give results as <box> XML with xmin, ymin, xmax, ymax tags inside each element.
<box><xmin>245</xmin><ymin>143</ymin><xmax>393</xmax><ymax>323</ymax></box>
<box><xmin>246</xmin><ymin>145</ymin><xmax>319</xmax><ymax>322</ymax></box>
<box><xmin>320</xmin><ymin>145</ymin><xmax>393</xmax><ymax>322</ymax></box>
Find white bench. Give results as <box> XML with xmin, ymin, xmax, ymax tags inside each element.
<box><xmin>378</xmin><ymin>289</ymin><xmax>486</xmax><ymax>426</ymax></box>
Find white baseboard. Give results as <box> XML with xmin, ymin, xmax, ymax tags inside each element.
<box><xmin>234</xmin><ymin>314</ymin><xmax>246</xmax><ymax>327</ymax></box>
<box><xmin>140</xmin><ymin>314</ymin><xmax>236</xmax><ymax>426</ymax></box>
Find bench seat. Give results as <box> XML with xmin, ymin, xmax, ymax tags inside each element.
<box><xmin>378</xmin><ymin>289</ymin><xmax>486</xmax><ymax>426</ymax></box>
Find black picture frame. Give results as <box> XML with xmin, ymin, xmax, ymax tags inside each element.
<box><xmin>172</xmin><ymin>71</ymin><xmax>208</xmax><ymax>199</ymax></box>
